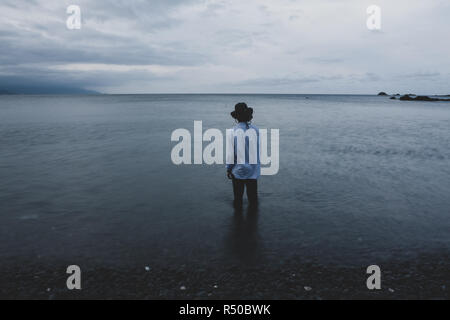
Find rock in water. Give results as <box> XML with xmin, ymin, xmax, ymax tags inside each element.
<box><xmin>415</xmin><ymin>95</ymin><xmax>438</xmax><ymax>101</ymax></box>
<box><xmin>377</xmin><ymin>92</ymin><xmax>388</xmax><ymax>96</ymax></box>
<box><xmin>399</xmin><ymin>94</ymin><xmax>414</xmax><ymax>101</ymax></box>
<box><xmin>399</xmin><ymin>95</ymin><xmax>447</xmax><ymax>101</ymax></box>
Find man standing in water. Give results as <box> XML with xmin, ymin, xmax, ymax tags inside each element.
<box><xmin>226</xmin><ymin>103</ymin><xmax>260</xmax><ymax>208</ymax></box>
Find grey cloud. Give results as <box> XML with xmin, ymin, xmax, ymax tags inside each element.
<box><xmin>0</xmin><ymin>0</ymin><xmax>449</xmax><ymax>94</ymax></box>
<box><xmin>235</xmin><ymin>74</ymin><xmax>345</xmax><ymax>87</ymax></box>
<box><xmin>305</xmin><ymin>57</ymin><xmax>345</xmax><ymax>64</ymax></box>
<box><xmin>0</xmin><ymin>1</ymin><xmax>206</xmax><ymax>67</ymax></box>
<box><xmin>398</xmin><ymin>72</ymin><xmax>441</xmax><ymax>79</ymax></box>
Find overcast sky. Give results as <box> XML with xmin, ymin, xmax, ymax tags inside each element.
<box><xmin>0</xmin><ymin>0</ymin><xmax>449</xmax><ymax>94</ymax></box>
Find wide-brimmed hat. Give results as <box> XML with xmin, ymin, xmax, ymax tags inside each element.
<box><xmin>231</xmin><ymin>102</ymin><xmax>253</xmax><ymax>120</ymax></box>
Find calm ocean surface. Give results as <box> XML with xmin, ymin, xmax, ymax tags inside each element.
<box><xmin>1</xmin><ymin>94</ymin><xmax>449</xmax><ymax>274</ymax></box>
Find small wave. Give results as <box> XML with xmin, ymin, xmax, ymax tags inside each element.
<box><xmin>19</xmin><ymin>214</ymin><xmax>39</xmax><ymax>220</ymax></box>
<box><xmin>327</xmin><ymin>145</ymin><xmax>447</xmax><ymax>160</ymax></box>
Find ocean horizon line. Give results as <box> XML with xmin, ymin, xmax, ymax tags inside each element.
<box><xmin>0</xmin><ymin>92</ymin><xmax>398</xmax><ymax>96</ymax></box>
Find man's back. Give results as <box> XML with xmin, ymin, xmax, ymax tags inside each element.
<box><xmin>227</xmin><ymin>122</ymin><xmax>261</xmax><ymax>180</ymax></box>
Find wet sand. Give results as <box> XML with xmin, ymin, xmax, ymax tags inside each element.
<box><xmin>1</xmin><ymin>252</ymin><xmax>448</xmax><ymax>300</ymax></box>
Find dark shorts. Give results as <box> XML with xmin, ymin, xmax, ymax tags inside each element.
<box><xmin>232</xmin><ymin>178</ymin><xmax>258</xmax><ymax>206</ymax></box>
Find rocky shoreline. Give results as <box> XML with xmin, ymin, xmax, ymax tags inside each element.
<box><xmin>378</xmin><ymin>92</ymin><xmax>450</xmax><ymax>102</ymax></box>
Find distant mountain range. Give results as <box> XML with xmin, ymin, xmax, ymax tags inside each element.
<box><xmin>0</xmin><ymin>89</ymin><xmax>15</xmax><ymax>94</ymax></box>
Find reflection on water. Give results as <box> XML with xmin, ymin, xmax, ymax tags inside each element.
<box><xmin>225</xmin><ymin>204</ymin><xmax>261</xmax><ymax>263</ymax></box>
